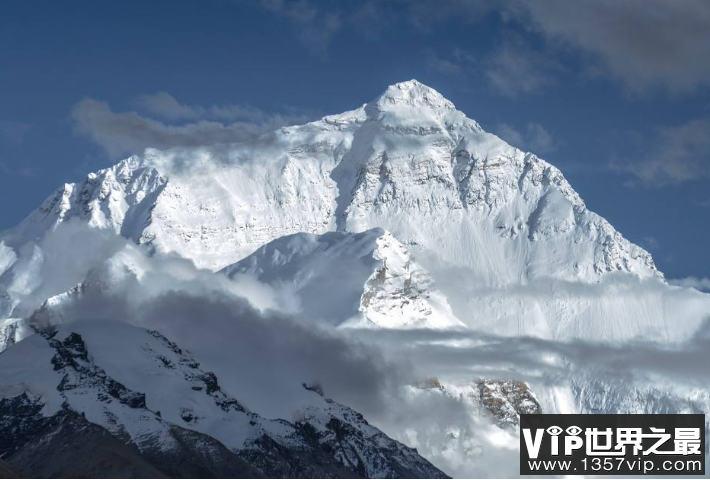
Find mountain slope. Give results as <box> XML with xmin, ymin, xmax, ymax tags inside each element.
<box><xmin>4</xmin><ymin>409</ymin><xmax>172</xmax><ymax>479</ymax></box>
<box><xmin>0</xmin><ymin>321</ymin><xmax>447</xmax><ymax>479</ymax></box>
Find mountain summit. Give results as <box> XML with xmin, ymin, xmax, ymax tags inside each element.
<box><xmin>372</xmin><ymin>79</ymin><xmax>457</xmax><ymax>111</ymax></box>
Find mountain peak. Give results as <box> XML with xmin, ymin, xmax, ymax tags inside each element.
<box><xmin>372</xmin><ymin>79</ymin><xmax>455</xmax><ymax>111</ymax></box>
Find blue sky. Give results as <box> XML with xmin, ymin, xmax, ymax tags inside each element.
<box><xmin>1</xmin><ymin>0</ymin><xmax>709</xmax><ymax>281</ymax></box>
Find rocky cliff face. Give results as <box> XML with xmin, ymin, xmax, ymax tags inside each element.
<box><xmin>412</xmin><ymin>378</ymin><xmax>542</xmax><ymax>429</ymax></box>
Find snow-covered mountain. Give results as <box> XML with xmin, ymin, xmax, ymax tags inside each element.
<box><xmin>1</xmin><ymin>80</ymin><xmax>710</xmax><ymax>477</ymax></box>
<box><xmin>3</xmin><ymin>79</ymin><xmax>704</xmax><ymax>342</ymax></box>
<box><xmin>3</xmin><ymin>80</ymin><xmax>657</xmax><ymax>281</ymax></box>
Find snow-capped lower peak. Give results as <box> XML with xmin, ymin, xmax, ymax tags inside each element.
<box><xmin>222</xmin><ymin>228</ymin><xmax>464</xmax><ymax>329</ymax></box>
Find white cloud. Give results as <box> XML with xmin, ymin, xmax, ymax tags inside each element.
<box><xmin>669</xmin><ymin>277</ymin><xmax>710</xmax><ymax>293</ymax></box>
<box><xmin>13</xmin><ymin>222</ymin><xmax>710</xmax><ymax>477</ymax></box>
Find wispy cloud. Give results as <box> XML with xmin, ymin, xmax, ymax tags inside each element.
<box><xmin>0</xmin><ymin>159</ymin><xmax>36</xmax><ymax>178</ymax></box>
<box><xmin>0</xmin><ymin>122</ymin><xmax>36</xmax><ymax>177</ymax></box>
<box><xmin>258</xmin><ymin>0</ymin><xmax>341</xmax><ymax>57</ymax></box>
<box><xmin>484</xmin><ymin>37</ymin><xmax>561</xmax><ymax>96</ymax></box>
<box><xmin>669</xmin><ymin>277</ymin><xmax>710</xmax><ymax>293</ymax></box>
<box><xmin>494</xmin><ymin>122</ymin><xmax>556</xmax><ymax>154</ymax></box>
<box><xmin>71</xmin><ymin>94</ymin><xmax>318</xmax><ymax>159</ymax></box>
<box><xmin>15</xmin><ymin>221</ymin><xmax>710</xmax><ymax>477</ymax></box>
<box><xmin>640</xmin><ymin>236</ymin><xmax>661</xmax><ymax>252</ymax></box>
<box><xmin>610</xmin><ymin>118</ymin><xmax>710</xmax><ymax>186</ymax></box>
<box><xmin>248</xmin><ymin>1</ymin><xmax>710</xmax><ymax>96</ymax></box>
<box><xmin>133</xmin><ymin>92</ymin><xmax>315</xmax><ymax>125</ymax></box>
<box><xmin>425</xmin><ymin>52</ymin><xmax>463</xmax><ymax>76</ymax></box>
<box><xmin>508</xmin><ymin>0</ymin><xmax>710</xmax><ymax>94</ymax></box>
<box><xmin>424</xmin><ymin>47</ymin><xmax>476</xmax><ymax>76</ymax></box>
<box><xmin>133</xmin><ymin>92</ymin><xmax>204</xmax><ymax>121</ymax></box>
<box><xmin>347</xmin><ymin>1</ymin><xmax>391</xmax><ymax>39</ymax></box>
<box><xmin>425</xmin><ymin>37</ymin><xmax>559</xmax><ymax>97</ymax></box>
<box><xmin>0</xmin><ymin>121</ymin><xmax>32</xmax><ymax>144</ymax></box>
<box><xmin>400</xmin><ymin>0</ymin><xmax>496</xmax><ymax>31</ymax></box>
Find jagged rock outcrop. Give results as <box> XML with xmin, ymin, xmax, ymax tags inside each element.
<box><xmin>412</xmin><ymin>378</ymin><xmax>541</xmax><ymax>429</ymax></box>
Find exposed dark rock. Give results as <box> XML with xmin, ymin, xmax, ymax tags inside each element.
<box><xmin>139</xmin><ymin>425</ymin><xmax>263</xmax><ymax>478</ymax></box>
<box><xmin>238</xmin><ymin>433</ymin><xmax>356</xmax><ymax>479</ymax></box>
<box><xmin>49</xmin><ymin>332</ymin><xmax>147</xmax><ymax>410</ymax></box>
<box><xmin>4</xmin><ymin>410</ymin><xmax>166</xmax><ymax>479</ymax></box>
<box><xmin>0</xmin><ymin>393</ymin><xmax>52</xmax><ymax>458</ymax></box>
<box><xmin>0</xmin><ymin>459</ymin><xmax>19</xmax><ymax>479</ymax></box>
<box><xmin>0</xmin><ymin>327</ymin><xmax>449</xmax><ymax>479</ymax></box>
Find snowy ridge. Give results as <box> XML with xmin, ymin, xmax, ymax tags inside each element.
<box><xmin>222</xmin><ymin>228</ymin><xmax>463</xmax><ymax>329</ymax></box>
<box><xmin>0</xmin><ymin>318</ymin><xmax>31</xmax><ymax>352</ymax></box>
<box><xmin>0</xmin><ymin>321</ymin><xmax>446</xmax><ymax>478</ymax></box>
<box><xmin>8</xmin><ymin>157</ymin><xmax>167</xmax><ymax>244</ymax></box>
